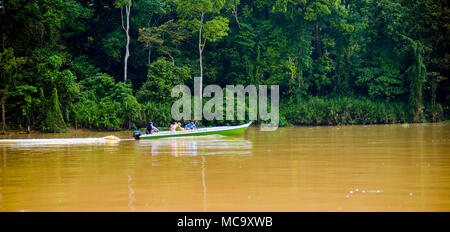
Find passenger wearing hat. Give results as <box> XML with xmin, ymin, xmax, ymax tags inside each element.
<box><xmin>175</xmin><ymin>122</ymin><xmax>184</xmax><ymax>131</ymax></box>
<box><xmin>145</xmin><ymin>121</ymin><xmax>160</xmax><ymax>134</ymax></box>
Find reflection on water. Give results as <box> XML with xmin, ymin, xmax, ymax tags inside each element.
<box><xmin>136</xmin><ymin>136</ymin><xmax>252</xmax><ymax>212</ymax></box>
<box><xmin>202</xmin><ymin>156</ymin><xmax>207</xmax><ymax>212</ymax></box>
<box><xmin>138</xmin><ymin>136</ymin><xmax>253</xmax><ymax>156</ymax></box>
<box><xmin>0</xmin><ymin>123</ymin><xmax>449</xmax><ymax>211</ymax></box>
<box><xmin>136</xmin><ymin>136</ymin><xmax>253</xmax><ymax>212</ymax></box>
<box><xmin>127</xmin><ymin>172</ymin><xmax>135</xmax><ymax>212</ymax></box>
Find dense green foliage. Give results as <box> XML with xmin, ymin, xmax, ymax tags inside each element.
<box><xmin>0</xmin><ymin>0</ymin><xmax>448</xmax><ymax>132</ymax></box>
<box><xmin>282</xmin><ymin>96</ymin><xmax>411</xmax><ymax>125</ymax></box>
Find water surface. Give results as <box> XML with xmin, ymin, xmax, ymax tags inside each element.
<box><xmin>0</xmin><ymin>123</ymin><xmax>449</xmax><ymax>211</ymax></box>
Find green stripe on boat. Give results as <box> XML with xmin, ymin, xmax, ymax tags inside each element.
<box><xmin>135</xmin><ymin>122</ymin><xmax>252</xmax><ymax>140</ymax></box>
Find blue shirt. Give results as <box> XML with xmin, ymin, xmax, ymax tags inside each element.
<box><xmin>184</xmin><ymin>123</ymin><xmax>197</xmax><ymax>129</ymax></box>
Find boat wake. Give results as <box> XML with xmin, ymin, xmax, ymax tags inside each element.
<box><xmin>0</xmin><ymin>135</ymin><xmax>120</xmax><ymax>146</ymax></box>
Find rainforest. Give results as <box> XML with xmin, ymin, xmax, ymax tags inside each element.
<box><xmin>0</xmin><ymin>0</ymin><xmax>448</xmax><ymax>132</ymax></box>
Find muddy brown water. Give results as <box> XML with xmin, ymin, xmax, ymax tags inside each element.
<box><xmin>0</xmin><ymin>123</ymin><xmax>449</xmax><ymax>211</ymax></box>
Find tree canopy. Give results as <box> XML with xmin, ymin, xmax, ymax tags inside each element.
<box><xmin>0</xmin><ymin>0</ymin><xmax>448</xmax><ymax>132</ymax></box>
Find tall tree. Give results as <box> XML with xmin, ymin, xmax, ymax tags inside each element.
<box><xmin>226</xmin><ymin>0</ymin><xmax>241</xmax><ymax>29</ymax></box>
<box><xmin>138</xmin><ymin>26</ymin><xmax>163</xmax><ymax>66</ymax></box>
<box><xmin>0</xmin><ymin>48</ymin><xmax>26</xmax><ymax>134</ymax></box>
<box><xmin>402</xmin><ymin>35</ymin><xmax>426</xmax><ymax>122</ymax></box>
<box><xmin>115</xmin><ymin>0</ymin><xmax>133</xmax><ymax>82</ymax></box>
<box><xmin>304</xmin><ymin>0</ymin><xmax>339</xmax><ymax>57</ymax></box>
<box><xmin>176</xmin><ymin>0</ymin><xmax>230</xmax><ymax>96</ymax></box>
<box><xmin>139</xmin><ymin>20</ymin><xmax>186</xmax><ymax>65</ymax></box>
<box><xmin>133</xmin><ymin>0</ymin><xmax>165</xmax><ymax>72</ymax></box>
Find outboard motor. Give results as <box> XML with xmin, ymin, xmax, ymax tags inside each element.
<box><xmin>132</xmin><ymin>130</ymin><xmax>141</xmax><ymax>139</ymax></box>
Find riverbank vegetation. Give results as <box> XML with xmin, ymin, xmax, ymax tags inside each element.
<box><xmin>0</xmin><ymin>0</ymin><xmax>448</xmax><ymax>132</ymax></box>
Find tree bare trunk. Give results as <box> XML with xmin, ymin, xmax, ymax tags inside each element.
<box><xmin>1</xmin><ymin>86</ymin><xmax>8</xmax><ymax>135</ymax></box>
<box><xmin>231</xmin><ymin>0</ymin><xmax>241</xmax><ymax>29</ymax></box>
<box><xmin>198</xmin><ymin>11</ymin><xmax>205</xmax><ymax>97</ymax></box>
<box><xmin>27</xmin><ymin>113</ymin><xmax>30</xmax><ymax>134</ymax></box>
<box><xmin>167</xmin><ymin>52</ymin><xmax>174</xmax><ymax>65</ymax></box>
<box><xmin>315</xmin><ymin>23</ymin><xmax>322</xmax><ymax>57</ymax></box>
<box><xmin>148</xmin><ymin>43</ymin><xmax>152</xmax><ymax>66</ymax></box>
<box><xmin>121</xmin><ymin>6</ymin><xmax>131</xmax><ymax>82</ymax></box>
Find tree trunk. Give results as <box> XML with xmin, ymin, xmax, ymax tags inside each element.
<box><xmin>231</xmin><ymin>1</ymin><xmax>241</xmax><ymax>29</ymax></box>
<box><xmin>1</xmin><ymin>86</ymin><xmax>8</xmax><ymax>135</ymax></box>
<box><xmin>124</xmin><ymin>5</ymin><xmax>131</xmax><ymax>82</ymax></box>
<box><xmin>198</xmin><ymin>11</ymin><xmax>205</xmax><ymax>97</ymax></box>
<box><xmin>298</xmin><ymin>47</ymin><xmax>303</xmax><ymax>90</ymax></box>
<box><xmin>167</xmin><ymin>52</ymin><xmax>174</xmax><ymax>65</ymax></box>
<box><xmin>121</xmin><ymin>6</ymin><xmax>131</xmax><ymax>82</ymax></box>
<box><xmin>148</xmin><ymin>43</ymin><xmax>152</xmax><ymax>66</ymax></box>
<box><xmin>26</xmin><ymin>111</ymin><xmax>30</xmax><ymax>134</ymax></box>
<box><xmin>431</xmin><ymin>74</ymin><xmax>437</xmax><ymax>121</ymax></box>
<box><xmin>315</xmin><ymin>23</ymin><xmax>322</xmax><ymax>57</ymax></box>
<box><xmin>298</xmin><ymin>67</ymin><xmax>303</xmax><ymax>90</ymax></box>
<box><xmin>431</xmin><ymin>74</ymin><xmax>436</xmax><ymax>108</ymax></box>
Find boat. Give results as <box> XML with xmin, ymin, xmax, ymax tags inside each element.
<box><xmin>133</xmin><ymin>122</ymin><xmax>252</xmax><ymax>140</ymax></box>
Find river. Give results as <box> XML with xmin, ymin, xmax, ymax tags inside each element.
<box><xmin>0</xmin><ymin>123</ymin><xmax>449</xmax><ymax>211</ymax></box>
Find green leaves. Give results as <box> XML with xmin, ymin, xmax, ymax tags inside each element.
<box><xmin>137</xmin><ymin>58</ymin><xmax>192</xmax><ymax>102</ymax></box>
<box><xmin>8</xmin><ymin>85</ymin><xmax>39</xmax><ymax>119</ymax></box>
<box><xmin>42</xmin><ymin>8</ymin><xmax>64</xmax><ymax>30</ymax></box>
<box><xmin>39</xmin><ymin>88</ymin><xmax>66</xmax><ymax>132</ymax></box>
<box><xmin>138</xmin><ymin>27</ymin><xmax>164</xmax><ymax>46</ymax></box>
<box><xmin>74</xmin><ymin>73</ymin><xmax>141</xmax><ymax>130</ymax></box>
<box><xmin>70</xmin><ymin>56</ymin><xmax>100</xmax><ymax>81</ymax></box>
<box><xmin>138</xmin><ymin>20</ymin><xmax>187</xmax><ymax>63</ymax></box>
<box><xmin>203</xmin><ymin>16</ymin><xmax>230</xmax><ymax>42</ymax></box>
<box><xmin>356</xmin><ymin>67</ymin><xmax>406</xmax><ymax>101</ymax></box>
<box><xmin>102</xmin><ymin>30</ymin><xmax>126</xmax><ymax>63</ymax></box>
<box><xmin>176</xmin><ymin>0</ymin><xmax>214</xmax><ymax>18</ymax></box>
<box><xmin>114</xmin><ymin>0</ymin><xmax>132</xmax><ymax>9</ymax></box>
<box><xmin>0</xmin><ymin>48</ymin><xmax>26</xmax><ymax>87</ymax></box>
<box><xmin>305</xmin><ymin>0</ymin><xmax>335</xmax><ymax>21</ymax></box>
<box><xmin>176</xmin><ymin>0</ymin><xmax>230</xmax><ymax>41</ymax></box>
<box><xmin>48</xmin><ymin>55</ymin><xmax>63</xmax><ymax>69</ymax></box>
<box><xmin>234</xmin><ymin>23</ymin><xmax>256</xmax><ymax>49</ymax></box>
<box><xmin>61</xmin><ymin>0</ymin><xmax>93</xmax><ymax>35</ymax></box>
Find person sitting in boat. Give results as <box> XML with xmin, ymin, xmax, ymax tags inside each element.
<box><xmin>176</xmin><ymin>122</ymin><xmax>184</xmax><ymax>131</ymax></box>
<box><xmin>184</xmin><ymin>121</ymin><xmax>197</xmax><ymax>130</ymax></box>
<box><xmin>145</xmin><ymin>122</ymin><xmax>160</xmax><ymax>134</ymax></box>
<box><xmin>170</xmin><ymin>122</ymin><xmax>177</xmax><ymax>132</ymax></box>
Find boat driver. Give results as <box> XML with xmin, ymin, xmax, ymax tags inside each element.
<box><xmin>145</xmin><ymin>122</ymin><xmax>160</xmax><ymax>134</ymax></box>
